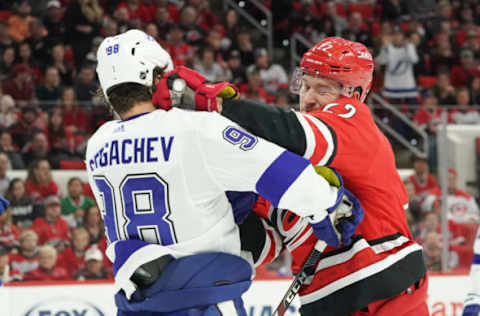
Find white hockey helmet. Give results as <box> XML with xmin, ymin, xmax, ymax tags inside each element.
<box><xmin>96</xmin><ymin>29</ymin><xmax>173</xmax><ymax>100</ymax></box>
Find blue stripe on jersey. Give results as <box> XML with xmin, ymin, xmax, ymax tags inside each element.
<box><xmin>256</xmin><ymin>150</ymin><xmax>310</xmax><ymax>207</ymax></box>
<box><xmin>473</xmin><ymin>254</ymin><xmax>480</xmax><ymax>265</ymax></box>
<box><xmin>113</xmin><ymin>239</ymin><xmax>147</xmax><ymax>275</ymax></box>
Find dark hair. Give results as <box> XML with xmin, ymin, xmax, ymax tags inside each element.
<box><xmin>26</xmin><ymin>158</ymin><xmax>50</xmax><ymax>184</ymax></box>
<box><xmin>105</xmin><ymin>83</ymin><xmax>152</xmax><ymax>116</ymax></box>
<box><xmin>101</xmin><ymin>66</ymin><xmax>166</xmax><ymax>116</ymax></box>
<box><xmin>67</xmin><ymin>176</ymin><xmax>82</xmax><ymax>186</ymax></box>
<box><xmin>5</xmin><ymin>178</ymin><xmax>24</xmax><ymax>202</ymax></box>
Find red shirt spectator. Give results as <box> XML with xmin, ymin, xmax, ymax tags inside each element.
<box><xmin>31</xmin><ymin>196</ymin><xmax>70</xmax><ymax>246</ymax></box>
<box><xmin>24</xmin><ymin>245</ymin><xmax>71</xmax><ymax>281</ymax></box>
<box><xmin>408</xmin><ymin>156</ymin><xmax>439</xmax><ymax>201</ymax></box>
<box><xmin>164</xmin><ymin>26</ymin><xmax>195</xmax><ymax>67</ymax></box>
<box><xmin>1</xmin><ymin>63</ymin><xmax>36</xmax><ymax>107</ymax></box>
<box><xmin>25</xmin><ymin>160</ymin><xmax>59</xmax><ymax>202</ymax></box>
<box><xmin>9</xmin><ymin>230</ymin><xmax>39</xmax><ymax>274</ymax></box>
<box><xmin>413</xmin><ymin>94</ymin><xmax>444</xmax><ymax>134</ymax></box>
<box><xmin>61</xmin><ymin>87</ymin><xmax>88</xmax><ymax>133</ymax></box>
<box><xmin>60</xmin><ymin>228</ymin><xmax>90</xmax><ymax>276</ymax></box>
<box><xmin>0</xmin><ymin>221</ymin><xmax>19</xmax><ymax>250</ymax></box>
<box><xmin>0</xmin><ymin>245</ymin><xmax>22</xmax><ymax>284</ymax></box>
<box><xmin>450</xmin><ymin>49</ymin><xmax>480</xmax><ymax>88</ymax></box>
<box><xmin>117</xmin><ymin>1</ymin><xmax>153</xmax><ymax>24</ymax></box>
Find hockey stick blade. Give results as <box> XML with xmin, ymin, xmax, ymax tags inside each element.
<box><xmin>273</xmin><ymin>240</ymin><xmax>327</xmax><ymax>316</ymax></box>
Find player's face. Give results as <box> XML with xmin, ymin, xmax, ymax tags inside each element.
<box><xmin>299</xmin><ymin>75</ymin><xmax>341</xmax><ymax>113</ymax></box>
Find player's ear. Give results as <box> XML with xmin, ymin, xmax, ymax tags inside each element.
<box><xmin>352</xmin><ymin>87</ymin><xmax>363</xmax><ymax>100</ymax></box>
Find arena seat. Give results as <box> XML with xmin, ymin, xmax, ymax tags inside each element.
<box><xmin>418</xmin><ymin>76</ymin><xmax>437</xmax><ymax>89</ymax></box>
<box><xmin>59</xmin><ymin>160</ymin><xmax>86</xmax><ymax>170</ymax></box>
<box><xmin>0</xmin><ymin>11</ymin><xmax>12</xmax><ymax>21</ymax></box>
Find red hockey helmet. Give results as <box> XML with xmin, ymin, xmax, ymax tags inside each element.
<box><xmin>295</xmin><ymin>37</ymin><xmax>374</xmax><ymax>102</ymax></box>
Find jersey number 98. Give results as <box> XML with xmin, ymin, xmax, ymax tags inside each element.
<box><xmin>94</xmin><ymin>173</ymin><xmax>177</xmax><ymax>245</ymax></box>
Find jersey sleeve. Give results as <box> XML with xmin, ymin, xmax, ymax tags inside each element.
<box><xmin>193</xmin><ymin>112</ymin><xmax>338</xmax><ymax>217</ymax></box>
<box><xmin>221</xmin><ymin>99</ymin><xmax>337</xmax><ymax>165</ymax></box>
<box><xmin>464</xmin><ymin>227</ymin><xmax>480</xmax><ymax>308</ymax></box>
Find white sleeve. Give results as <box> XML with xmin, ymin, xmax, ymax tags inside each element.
<box><xmin>464</xmin><ymin>227</ymin><xmax>480</xmax><ymax>307</ymax></box>
<box><xmin>274</xmin><ymin>64</ymin><xmax>288</xmax><ymax>85</ymax></box>
<box><xmin>194</xmin><ymin>112</ymin><xmax>338</xmax><ymax>217</ymax></box>
<box><xmin>375</xmin><ymin>46</ymin><xmax>388</xmax><ymax>65</ymax></box>
<box><xmin>406</xmin><ymin>43</ymin><xmax>419</xmax><ymax>64</ymax></box>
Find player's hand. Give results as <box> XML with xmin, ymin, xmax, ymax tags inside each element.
<box><xmin>463</xmin><ymin>304</ymin><xmax>480</xmax><ymax>316</ymax></box>
<box><xmin>308</xmin><ymin>167</ymin><xmax>364</xmax><ymax>248</ymax></box>
<box><xmin>152</xmin><ymin>66</ymin><xmax>239</xmax><ymax>112</ymax></box>
<box><xmin>194</xmin><ymin>81</ymin><xmax>240</xmax><ymax>112</ymax></box>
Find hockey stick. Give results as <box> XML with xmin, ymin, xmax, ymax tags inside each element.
<box><xmin>272</xmin><ymin>240</ymin><xmax>327</xmax><ymax>316</ymax></box>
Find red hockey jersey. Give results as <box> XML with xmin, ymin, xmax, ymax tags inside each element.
<box><xmin>223</xmin><ymin>96</ymin><xmax>426</xmax><ymax>315</ymax></box>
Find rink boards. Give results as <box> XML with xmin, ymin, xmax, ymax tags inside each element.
<box><xmin>0</xmin><ymin>274</ymin><xmax>468</xmax><ymax>316</ymax></box>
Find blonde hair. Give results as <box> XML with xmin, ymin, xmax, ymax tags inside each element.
<box><xmin>19</xmin><ymin>230</ymin><xmax>38</xmax><ymax>243</ymax></box>
<box><xmin>38</xmin><ymin>245</ymin><xmax>57</xmax><ymax>258</ymax></box>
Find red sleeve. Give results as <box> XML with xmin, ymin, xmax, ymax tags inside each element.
<box><xmin>31</xmin><ymin>218</ymin><xmax>46</xmax><ymax>244</ymax></box>
<box><xmin>48</xmin><ymin>180</ymin><xmax>59</xmax><ymax>196</ymax></box>
<box><xmin>428</xmin><ymin>174</ymin><xmax>439</xmax><ymax>190</ymax></box>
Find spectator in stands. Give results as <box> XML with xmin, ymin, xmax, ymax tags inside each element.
<box><xmin>65</xmin><ymin>0</ymin><xmax>103</xmax><ymax>68</ymax></box>
<box><xmin>26</xmin><ymin>18</ymin><xmax>49</xmax><ymax>69</ymax></box>
<box><xmin>408</xmin><ymin>155</ymin><xmax>439</xmax><ymax>201</ymax></box>
<box><xmin>10</xmin><ymin>230</ymin><xmax>39</xmax><ymax>275</ymax></box>
<box><xmin>470</xmin><ymin>76</ymin><xmax>480</xmax><ymax>105</ymax></box>
<box><xmin>0</xmin><ymin>93</ymin><xmax>17</xmax><ymax>129</ymax></box>
<box><xmin>413</xmin><ymin>93</ymin><xmax>444</xmax><ymax>134</ymax></box>
<box><xmin>223</xmin><ymin>9</ymin><xmax>239</xmax><ymax>42</ymax></box>
<box><xmin>83</xmin><ymin>205</ymin><xmax>105</xmax><ymax>245</ymax></box>
<box><xmin>112</xmin><ymin>6</ymin><xmax>131</xmax><ymax>34</ymax></box>
<box><xmin>423</xmin><ymin>168</ymin><xmax>480</xmax><ymax>223</ymax></box>
<box><xmin>43</xmin><ymin>0</ymin><xmax>66</xmax><ymax>46</ymax></box>
<box><xmin>166</xmin><ymin>24</ymin><xmax>194</xmax><ymax>67</ymax></box>
<box><xmin>432</xmin><ymin>71</ymin><xmax>457</xmax><ymax>105</ymax></box>
<box><xmin>275</xmin><ymin>88</ymin><xmax>291</xmax><ymax>109</ymax></box>
<box><xmin>404</xmin><ymin>179</ymin><xmax>423</xmax><ymax>235</ymax></box>
<box><xmin>0</xmin><ymin>46</ymin><xmax>15</xmax><ymax>81</ymax></box>
<box><xmin>25</xmin><ymin>159</ymin><xmax>59</xmax><ymax>201</ymax></box>
<box><xmin>62</xmin><ymin>227</ymin><xmax>90</xmax><ymax>277</ymax></box>
<box><xmin>341</xmin><ymin>12</ymin><xmax>372</xmax><ymax>48</ymax></box>
<box><xmin>376</xmin><ymin>26</ymin><xmax>419</xmax><ymax>105</ymax></box>
<box><xmin>22</xmin><ymin>132</ymin><xmax>50</xmax><ymax>168</ymax></box>
<box><xmin>8</xmin><ymin>0</ymin><xmax>34</xmax><ymax>43</ymax></box>
<box><xmin>74</xmin><ymin>65</ymin><xmax>98</xmax><ymax>103</ymax></box>
<box><xmin>323</xmin><ymin>1</ymin><xmax>347</xmax><ymax>36</ymax></box>
<box><xmin>232</xmin><ymin>28</ymin><xmax>254</xmax><ymax>66</ymax></box>
<box><xmin>153</xmin><ymin>6</ymin><xmax>173</xmax><ymax>41</ymax></box>
<box><xmin>102</xmin><ymin>17</ymin><xmax>118</xmax><ymax>38</ymax></box>
<box><xmin>0</xmin><ymin>131</ymin><xmax>25</xmax><ymax>169</ymax></box>
<box><xmin>8</xmin><ymin>106</ymin><xmax>42</xmax><ymax>150</ymax></box>
<box><xmin>416</xmin><ymin>212</ymin><xmax>441</xmax><ymax>245</ymax></box>
<box><xmin>247</xmin><ymin>48</ymin><xmax>288</xmax><ymax>95</ymax></box>
<box><xmin>450</xmin><ymin>49</ymin><xmax>480</xmax><ymax>88</ymax></box>
<box><xmin>179</xmin><ymin>6</ymin><xmax>205</xmax><ymax>46</ymax></box>
<box><xmin>450</xmin><ymin>87</ymin><xmax>480</xmax><ymax>124</ymax></box>
<box><xmin>49</xmin><ymin>43</ymin><xmax>75</xmax><ymax>87</ymax></box>
<box><xmin>0</xmin><ymin>245</ymin><xmax>22</xmax><ymax>283</ymax></box>
<box><xmin>61</xmin><ymin>87</ymin><xmax>88</xmax><ymax>133</ymax></box>
<box><xmin>0</xmin><ymin>153</ymin><xmax>10</xmax><ymax>196</ymax></box>
<box><xmin>1</xmin><ymin>63</ymin><xmax>36</xmax><ymax>108</ymax></box>
<box><xmin>224</xmin><ymin>49</ymin><xmax>246</xmax><ymax>86</ymax></box>
<box><xmin>36</xmin><ymin>67</ymin><xmax>62</xmax><ymax>111</ymax></box>
<box><xmin>47</xmin><ymin>108</ymin><xmax>77</xmax><ymax>164</ymax></box>
<box><xmin>422</xmin><ymin>231</ymin><xmax>443</xmax><ymax>271</ymax></box>
<box><xmin>74</xmin><ymin>245</ymin><xmax>109</xmax><ymax>280</ymax></box>
<box><xmin>145</xmin><ymin>23</ymin><xmax>160</xmax><ymax>42</ymax></box>
<box><xmin>6</xmin><ymin>178</ymin><xmax>41</xmax><ymax>230</ymax></box>
<box><xmin>0</xmin><ymin>208</ymin><xmax>18</xmax><ymax>251</ymax></box>
<box><xmin>240</xmin><ymin>69</ymin><xmax>273</xmax><ymax>104</ymax></box>
<box><xmin>31</xmin><ymin>195</ymin><xmax>69</xmax><ymax>247</ymax></box>
<box><xmin>0</xmin><ymin>21</ymin><xmax>13</xmax><ymax>54</ymax></box>
<box><xmin>61</xmin><ymin>177</ymin><xmax>94</xmax><ymax>228</ymax></box>
<box><xmin>18</xmin><ymin>42</ymin><xmax>40</xmax><ymax>81</ymax></box>
<box><xmin>117</xmin><ymin>0</ymin><xmax>152</xmax><ymax>25</ymax></box>
<box><xmin>194</xmin><ymin>46</ymin><xmax>226</xmax><ymax>82</ymax></box>
<box><xmin>24</xmin><ymin>245</ymin><xmax>70</xmax><ymax>281</ymax></box>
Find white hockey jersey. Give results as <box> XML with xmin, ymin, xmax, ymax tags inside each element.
<box><xmin>85</xmin><ymin>108</ymin><xmax>338</xmax><ymax>260</ymax></box>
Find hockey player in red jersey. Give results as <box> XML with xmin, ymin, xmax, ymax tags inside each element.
<box><xmin>153</xmin><ymin>37</ymin><xmax>428</xmax><ymax>316</ymax></box>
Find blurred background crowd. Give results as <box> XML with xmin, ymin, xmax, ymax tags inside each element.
<box><xmin>0</xmin><ymin>0</ymin><xmax>479</xmax><ymax>283</ymax></box>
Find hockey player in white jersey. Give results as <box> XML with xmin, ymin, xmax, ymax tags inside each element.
<box><xmin>87</xmin><ymin>29</ymin><xmax>363</xmax><ymax>316</ymax></box>
<box><xmin>463</xmin><ymin>227</ymin><xmax>480</xmax><ymax>316</ymax></box>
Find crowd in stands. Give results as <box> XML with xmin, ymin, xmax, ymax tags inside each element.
<box><xmin>0</xmin><ymin>0</ymin><xmax>479</xmax><ymax>282</ymax></box>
